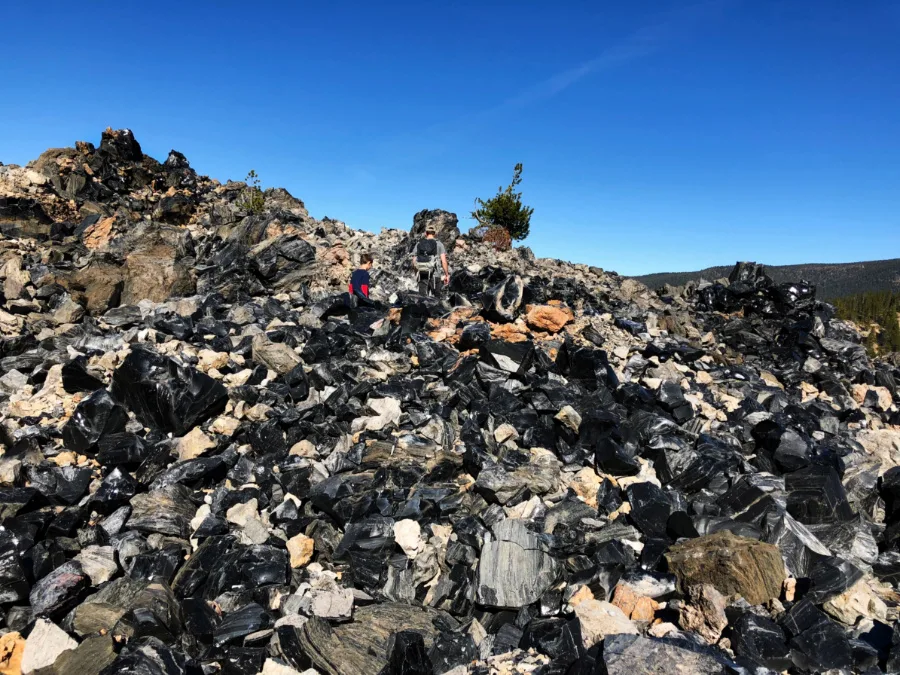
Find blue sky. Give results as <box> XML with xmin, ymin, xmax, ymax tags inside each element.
<box><xmin>2</xmin><ymin>0</ymin><xmax>898</xmax><ymax>275</ymax></box>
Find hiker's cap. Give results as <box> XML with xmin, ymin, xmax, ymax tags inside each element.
<box><xmin>425</xmin><ymin>224</ymin><xmax>437</xmax><ymax>234</ymax></box>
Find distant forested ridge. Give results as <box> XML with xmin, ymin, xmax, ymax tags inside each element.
<box><xmin>632</xmin><ymin>258</ymin><xmax>900</xmax><ymax>301</ymax></box>
<box><xmin>833</xmin><ymin>291</ymin><xmax>900</xmax><ymax>356</ymax></box>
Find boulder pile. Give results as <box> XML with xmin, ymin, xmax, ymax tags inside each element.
<box><xmin>0</xmin><ymin>129</ymin><xmax>899</xmax><ymax>674</ymax></box>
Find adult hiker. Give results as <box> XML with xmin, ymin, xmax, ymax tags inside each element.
<box><xmin>347</xmin><ymin>253</ymin><xmax>375</xmax><ymax>307</ymax></box>
<box><xmin>412</xmin><ymin>224</ymin><xmax>449</xmax><ymax>296</ymax></box>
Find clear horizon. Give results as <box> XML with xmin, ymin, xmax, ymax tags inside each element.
<box><xmin>2</xmin><ymin>0</ymin><xmax>898</xmax><ymax>276</ymax></box>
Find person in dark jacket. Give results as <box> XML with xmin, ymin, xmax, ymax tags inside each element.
<box><xmin>347</xmin><ymin>253</ymin><xmax>374</xmax><ymax>307</ymax></box>
<box><xmin>412</xmin><ymin>225</ymin><xmax>449</xmax><ymax>296</ymax></box>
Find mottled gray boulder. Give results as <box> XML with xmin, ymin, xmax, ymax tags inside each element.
<box><xmin>252</xmin><ymin>334</ymin><xmax>302</xmax><ymax>374</ymax></box>
<box><xmin>474</xmin><ymin>462</ymin><xmax>527</xmax><ymax>505</ymax></box>
<box><xmin>476</xmin><ymin>519</ymin><xmax>560</xmax><ymax>608</ymax></box>
<box><xmin>601</xmin><ymin>634</ymin><xmax>733</xmax><ymax>674</ymax></box>
<box><xmin>410</xmin><ymin>209</ymin><xmax>459</xmax><ymax>250</ymax></box>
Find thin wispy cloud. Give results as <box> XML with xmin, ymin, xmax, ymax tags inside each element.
<box><xmin>366</xmin><ymin>0</ymin><xmax>736</xmax><ymax>168</ymax></box>
<box><xmin>475</xmin><ymin>0</ymin><xmax>736</xmax><ymax>121</ymax></box>
<box><xmin>489</xmin><ymin>24</ymin><xmax>662</xmax><ymax>113</ymax></box>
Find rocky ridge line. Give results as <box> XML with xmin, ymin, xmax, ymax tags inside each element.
<box><xmin>0</xmin><ymin>129</ymin><xmax>898</xmax><ymax>674</ymax></box>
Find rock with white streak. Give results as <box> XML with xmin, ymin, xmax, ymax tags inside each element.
<box><xmin>351</xmin><ymin>397</ymin><xmax>402</xmax><ymax>432</ymax></box>
<box><xmin>475</xmin><ymin>519</ymin><xmax>560</xmax><ymax>609</ymax></box>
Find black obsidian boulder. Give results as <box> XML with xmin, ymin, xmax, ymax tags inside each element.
<box><xmin>29</xmin><ymin>560</ymin><xmax>89</xmax><ymax>617</ymax></box>
<box><xmin>92</xmin><ymin>467</ymin><xmax>142</xmax><ymax>508</ymax></box>
<box><xmin>520</xmin><ymin>617</ymin><xmax>583</xmax><ymax>667</ymax></box>
<box><xmin>61</xmin><ymin>388</ymin><xmax>128</xmax><ymax>453</ymax></box>
<box><xmin>459</xmin><ymin>321</ymin><xmax>492</xmax><ymax>351</ymax></box>
<box><xmin>480</xmin><ymin>339</ymin><xmax>534</xmax><ymax>375</ymax></box>
<box><xmin>379</xmin><ymin>630</ymin><xmax>433</xmax><ymax>675</ymax></box>
<box><xmin>785</xmin><ymin>464</ymin><xmax>854</xmax><ymax>525</ymax></box>
<box><xmin>594</xmin><ymin>437</ymin><xmax>641</xmax><ymax>476</ymax></box>
<box><xmin>731</xmin><ymin>612</ymin><xmax>792</xmax><ymax>670</ymax></box>
<box><xmin>214</xmin><ymin>602</ymin><xmax>272</xmax><ymax>646</ymax></box>
<box><xmin>111</xmin><ymin>345</ymin><xmax>227</xmax><ymax>435</ymax></box>
<box><xmin>61</xmin><ymin>357</ymin><xmax>106</xmax><ymax>393</ymax></box>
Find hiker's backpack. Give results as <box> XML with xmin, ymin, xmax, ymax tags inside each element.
<box><xmin>415</xmin><ymin>239</ymin><xmax>439</xmax><ymax>275</ymax></box>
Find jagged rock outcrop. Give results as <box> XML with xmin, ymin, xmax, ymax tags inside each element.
<box><xmin>409</xmin><ymin>208</ymin><xmax>460</xmax><ymax>251</ymax></box>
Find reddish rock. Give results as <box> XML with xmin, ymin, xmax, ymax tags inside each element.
<box><xmin>678</xmin><ymin>584</ymin><xmax>728</xmax><ymax>643</ymax></box>
<box><xmin>611</xmin><ymin>584</ymin><xmax>659</xmax><ymax>622</ymax></box>
<box><xmin>525</xmin><ymin>303</ymin><xmax>574</xmax><ymax>332</ymax></box>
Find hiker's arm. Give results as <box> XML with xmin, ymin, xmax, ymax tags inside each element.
<box><xmin>441</xmin><ymin>254</ymin><xmax>449</xmax><ymax>280</ymax></box>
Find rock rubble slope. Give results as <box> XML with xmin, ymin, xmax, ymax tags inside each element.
<box><xmin>0</xmin><ymin>129</ymin><xmax>899</xmax><ymax>674</ymax></box>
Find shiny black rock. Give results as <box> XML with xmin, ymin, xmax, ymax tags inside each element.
<box><xmin>379</xmin><ymin>630</ymin><xmax>434</xmax><ymax>675</ymax></box>
<box><xmin>61</xmin><ymin>388</ymin><xmax>128</xmax><ymax>453</ymax></box>
<box><xmin>731</xmin><ymin>612</ymin><xmax>792</xmax><ymax>671</ymax></box>
<box><xmin>111</xmin><ymin>345</ymin><xmax>227</xmax><ymax>435</ymax></box>
<box><xmin>213</xmin><ymin>602</ymin><xmax>272</xmax><ymax>646</ymax></box>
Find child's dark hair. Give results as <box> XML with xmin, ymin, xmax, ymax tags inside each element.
<box><xmin>360</xmin><ymin>253</ymin><xmax>374</xmax><ymax>265</ymax></box>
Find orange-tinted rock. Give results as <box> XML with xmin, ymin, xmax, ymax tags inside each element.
<box><xmin>427</xmin><ymin>323</ymin><xmax>458</xmax><ymax>343</ymax></box>
<box><xmin>82</xmin><ymin>216</ymin><xmax>117</xmax><ymax>250</ymax></box>
<box><xmin>611</xmin><ymin>584</ymin><xmax>659</xmax><ymax>621</ymax></box>
<box><xmin>611</xmin><ymin>585</ymin><xmax>638</xmax><ymax>615</ymax></box>
<box><xmin>631</xmin><ymin>596</ymin><xmax>658</xmax><ymax>622</ymax></box>
<box><xmin>568</xmin><ymin>585</ymin><xmax>595</xmax><ymax>607</ymax></box>
<box><xmin>491</xmin><ymin>322</ymin><xmax>530</xmax><ymax>343</ymax></box>
<box><xmin>322</xmin><ymin>243</ymin><xmax>350</xmax><ymax>266</ymax></box>
<box><xmin>0</xmin><ymin>631</ymin><xmax>24</xmax><ymax>675</ymax></box>
<box><xmin>525</xmin><ymin>304</ymin><xmax>574</xmax><ymax>332</ymax></box>
<box><xmin>570</xmin><ymin>467</ymin><xmax>602</xmax><ymax>508</ymax></box>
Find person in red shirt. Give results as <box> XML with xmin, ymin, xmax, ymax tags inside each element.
<box><xmin>348</xmin><ymin>253</ymin><xmax>374</xmax><ymax>306</ymax></box>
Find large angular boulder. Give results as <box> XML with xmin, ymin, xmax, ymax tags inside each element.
<box><xmin>57</xmin><ymin>222</ymin><xmax>195</xmax><ymax>311</ymax></box>
<box><xmin>601</xmin><ymin>634</ymin><xmax>733</xmax><ymax>674</ymax></box>
<box><xmin>110</xmin><ymin>346</ymin><xmax>227</xmax><ymax>435</ymax></box>
<box><xmin>665</xmin><ymin>531</ymin><xmax>785</xmax><ymax>605</ymax></box>
<box><xmin>121</xmin><ymin>239</ymin><xmax>195</xmax><ymax>304</ymax></box>
<box><xmin>252</xmin><ymin>334</ymin><xmax>302</xmax><ymax>374</ymax></box>
<box><xmin>573</xmin><ymin>599</ymin><xmax>638</xmax><ymax>648</ymax></box>
<box><xmin>475</xmin><ymin>519</ymin><xmax>560</xmax><ymax>608</ymax></box>
<box><xmin>409</xmin><ymin>209</ymin><xmax>459</xmax><ymax>250</ymax></box>
<box><xmin>298</xmin><ymin>604</ymin><xmax>453</xmax><ymax>675</ymax></box>
<box><xmin>482</xmin><ymin>275</ymin><xmax>524</xmax><ymax>322</ymax></box>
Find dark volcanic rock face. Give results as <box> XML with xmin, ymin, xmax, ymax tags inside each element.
<box><xmin>410</xmin><ymin>208</ymin><xmax>460</xmax><ymax>252</ymax></box>
<box><xmin>0</xmin><ymin>129</ymin><xmax>898</xmax><ymax>674</ymax></box>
